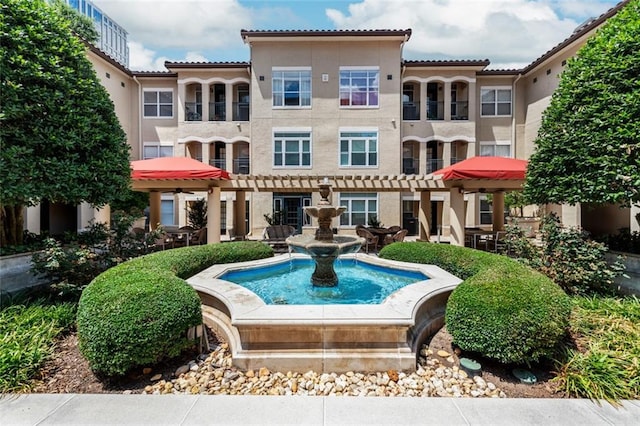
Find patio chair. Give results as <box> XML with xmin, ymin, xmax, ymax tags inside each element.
<box><xmin>356</xmin><ymin>227</ymin><xmax>379</xmax><ymax>254</ymax></box>
<box><xmin>384</xmin><ymin>228</ymin><xmax>408</xmax><ymax>246</ymax></box>
<box><xmin>190</xmin><ymin>228</ymin><xmax>207</xmax><ymax>245</ymax></box>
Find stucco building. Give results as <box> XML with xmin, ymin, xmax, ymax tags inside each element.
<box><xmin>26</xmin><ymin>0</ymin><xmax>639</xmax><ymax>243</ymax></box>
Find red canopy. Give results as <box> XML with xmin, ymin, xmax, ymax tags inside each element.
<box><xmin>432</xmin><ymin>156</ymin><xmax>528</xmax><ymax>180</ymax></box>
<box><xmin>131</xmin><ymin>157</ymin><xmax>230</xmax><ymax>180</ymax></box>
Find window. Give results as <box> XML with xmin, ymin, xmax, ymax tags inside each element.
<box><xmin>339</xmin><ymin>130</ymin><xmax>378</xmax><ymax>167</ymax></box>
<box><xmin>339</xmin><ymin>68</ymin><xmax>379</xmax><ymax>107</ymax></box>
<box><xmin>143</xmin><ymin>90</ymin><xmax>173</xmax><ymax>118</ymax></box>
<box><xmin>479</xmin><ymin>196</ymin><xmax>492</xmax><ymax>225</ymax></box>
<box><xmin>339</xmin><ymin>193</ymin><xmax>378</xmax><ymax>226</ymax></box>
<box><xmin>480</xmin><ymin>87</ymin><xmax>511</xmax><ymax>116</ymax></box>
<box><xmin>272</xmin><ymin>69</ymin><xmax>311</xmax><ymax>107</ymax></box>
<box><xmin>160</xmin><ymin>199</ymin><xmax>174</xmax><ymax>225</ymax></box>
<box><xmin>479</xmin><ymin>141</ymin><xmax>511</xmax><ymax>157</ymax></box>
<box><xmin>143</xmin><ymin>143</ymin><xmax>173</xmax><ymax>159</ymax></box>
<box><xmin>273</xmin><ymin>130</ymin><xmax>311</xmax><ymax>167</ymax></box>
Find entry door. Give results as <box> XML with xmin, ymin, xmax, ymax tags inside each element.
<box><xmin>273</xmin><ymin>194</ymin><xmax>312</xmax><ymax>233</ymax></box>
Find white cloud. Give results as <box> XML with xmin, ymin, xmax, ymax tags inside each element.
<box><xmin>325</xmin><ymin>0</ymin><xmax>609</xmax><ymax>69</ymax></box>
<box><xmin>93</xmin><ymin>0</ymin><xmax>251</xmax><ymax>70</ymax></box>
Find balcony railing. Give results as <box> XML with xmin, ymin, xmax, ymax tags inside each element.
<box><xmin>185</xmin><ymin>102</ymin><xmax>202</xmax><ymax>121</ymax></box>
<box><xmin>209</xmin><ymin>158</ymin><xmax>226</xmax><ymax>170</ymax></box>
<box><xmin>402</xmin><ymin>158</ymin><xmax>419</xmax><ymax>174</ymax></box>
<box><xmin>451</xmin><ymin>101</ymin><xmax>469</xmax><ymax>120</ymax></box>
<box><xmin>234</xmin><ymin>158</ymin><xmax>250</xmax><ymax>174</ymax></box>
<box><xmin>402</xmin><ymin>102</ymin><xmax>420</xmax><ymax>121</ymax></box>
<box><xmin>208</xmin><ymin>102</ymin><xmax>226</xmax><ymax>121</ymax></box>
<box><xmin>233</xmin><ymin>102</ymin><xmax>250</xmax><ymax>121</ymax></box>
<box><xmin>426</xmin><ymin>158</ymin><xmax>443</xmax><ymax>174</ymax></box>
<box><xmin>451</xmin><ymin>157</ymin><xmax>466</xmax><ymax>165</ymax></box>
<box><xmin>426</xmin><ymin>100</ymin><xmax>444</xmax><ymax>120</ymax></box>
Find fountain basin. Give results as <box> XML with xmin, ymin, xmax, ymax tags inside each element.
<box><xmin>188</xmin><ymin>253</ymin><xmax>461</xmax><ymax>373</ymax></box>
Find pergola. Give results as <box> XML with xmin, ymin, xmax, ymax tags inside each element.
<box><xmin>130</xmin><ymin>157</ymin><xmax>230</xmax><ymax>243</ymax></box>
<box><xmin>130</xmin><ymin>156</ymin><xmax>527</xmax><ymax>247</ymax></box>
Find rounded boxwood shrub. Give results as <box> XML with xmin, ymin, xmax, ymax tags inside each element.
<box><xmin>380</xmin><ymin>242</ymin><xmax>571</xmax><ymax>364</ymax></box>
<box><xmin>77</xmin><ymin>241</ymin><xmax>273</xmax><ymax>376</ymax></box>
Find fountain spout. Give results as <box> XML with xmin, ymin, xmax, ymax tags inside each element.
<box><xmin>286</xmin><ymin>179</ymin><xmax>364</xmax><ymax>287</ymax></box>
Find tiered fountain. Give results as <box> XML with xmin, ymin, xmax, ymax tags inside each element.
<box><xmin>285</xmin><ymin>178</ymin><xmax>364</xmax><ymax>287</ymax></box>
<box><xmin>189</xmin><ymin>179</ymin><xmax>462</xmax><ymax>373</ymax></box>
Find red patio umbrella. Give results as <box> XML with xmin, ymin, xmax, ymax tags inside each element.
<box><xmin>131</xmin><ymin>157</ymin><xmax>230</xmax><ymax>180</ymax></box>
<box><xmin>432</xmin><ymin>156</ymin><xmax>528</xmax><ymax>180</ymax></box>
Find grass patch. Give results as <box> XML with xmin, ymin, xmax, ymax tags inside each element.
<box><xmin>553</xmin><ymin>296</ymin><xmax>640</xmax><ymax>404</ymax></box>
<box><xmin>0</xmin><ymin>299</ymin><xmax>76</xmax><ymax>392</ymax></box>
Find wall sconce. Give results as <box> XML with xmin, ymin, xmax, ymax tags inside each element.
<box><xmin>236</xmin><ymin>123</ymin><xmax>241</xmax><ymax>129</ymax></box>
<box><xmin>391</xmin><ymin>118</ymin><xmax>396</xmax><ymax>124</ymax></box>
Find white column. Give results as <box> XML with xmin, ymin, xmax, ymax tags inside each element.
<box><xmin>226</xmin><ymin>142</ymin><xmax>235</xmax><ymax>173</ymax></box>
<box><xmin>202</xmin><ymin>83</ymin><xmax>210</xmax><ymax>122</ymax></box>
<box><xmin>449</xmin><ymin>188</ymin><xmax>465</xmax><ymax>246</ymax></box>
<box><xmin>207</xmin><ymin>187</ymin><xmax>221</xmax><ymax>243</ymax></box>
<box><xmin>419</xmin><ymin>142</ymin><xmax>428</xmax><ymax>174</ymax></box>
<box><xmin>201</xmin><ymin>142</ymin><xmax>210</xmax><ymax>166</ymax></box>
<box><xmin>561</xmin><ymin>203</ymin><xmax>581</xmax><ymax>229</ymax></box>
<box><xmin>177</xmin><ymin>82</ymin><xmax>186</xmax><ymax>122</ymax></box>
<box><xmin>225</xmin><ymin>83</ymin><xmax>233</xmax><ymax>122</ymax></box>
<box><xmin>419</xmin><ymin>191</ymin><xmax>431</xmax><ymax>241</ymax></box>
<box><xmin>149</xmin><ymin>191</ymin><xmax>161</xmax><ymax>230</ymax></box>
<box><xmin>420</xmin><ymin>82</ymin><xmax>428</xmax><ymax>122</ymax></box>
<box><xmin>443</xmin><ymin>81</ymin><xmax>452</xmax><ymax>121</ymax></box>
<box><xmin>442</xmin><ymin>142</ymin><xmax>452</xmax><ymax>167</ymax></box>
<box><xmin>94</xmin><ymin>204</ymin><xmax>111</xmax><ymax>228</ymax></box>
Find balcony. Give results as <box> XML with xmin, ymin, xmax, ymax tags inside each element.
<box><xmin>426</xmin><ymin>158</ymin><xmax>443</xmax><ymax>174</ymax></box>
<box><xmin>426</xmin><ymin>100</ymin><xmax>444</xmax><ymax>120</ymax></box>
<box><xmin>234</xmin><ymin>158</ymin><xmax>250</xmax><ymax>174</ymax></box>
<box><xmin>402</xmin><ymin>158</ymin><xmax>419</xmax><ymax>174</ymax></box>
<box><xmin>208</xmin><ymin>102</ymin><xmax>226</xmax><ymax>121</ymax></box>
<box><xmin>185</xmin><ymin>102</ymin><xmax>202</xmax><ymax>121</ymax></box>
<box><xmin>209</xmin><ymin>159</ymin><xmax>226</xmax><ymax>170</ymax></box>
<box><xmin>451</xmin><ymin>101</ymin><xmax>469</xmax><ymax>120</ymax></box>
<box><xmin>233</xmin><ymin>102</ymin><xmax>250</xmax><ymax>121</ymax></box>
<box><xmin>402</xmin><ymin>102</ymin><xmax>420</xmax><ymax>121</ymax></box>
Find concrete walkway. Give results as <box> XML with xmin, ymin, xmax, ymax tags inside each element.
<box><xmin>1</xmin><ymin>394</ymin><xmax>638</xmax><ymax>425</ymax></box>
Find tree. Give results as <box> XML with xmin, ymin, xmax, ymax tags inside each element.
<box><xmin>50</xmin><ymin>0</ymin><xmax>99</xmax><ymax>43</ymax></box>
<box><xmin>0</xmin><ymin>0</ymin><xmax>131</xmax><ymax>246</ymax></box>
<box><xmin>523</xmin><ymin>0</ymin><xmax>640</xmax><ymax>207</ymax></box>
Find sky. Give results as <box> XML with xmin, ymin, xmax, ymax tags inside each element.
<box><xmin>90</xmin><ymin>0</ymin><xmax>622</xmax><ymax>71</ymax></box>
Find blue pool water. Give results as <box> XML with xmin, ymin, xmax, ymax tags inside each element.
<box><xmin>219</xmin><ymin>258</ymin><xmax>428</xmax><ymax>305</ymax></box>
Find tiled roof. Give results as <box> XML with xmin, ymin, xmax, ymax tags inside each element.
<box><xmin>241</xmin><ymin>29</ymin><xmax>412</xmax><ymax>39</ymax></box>
<box><xmin>165</xmin><ymin>61</ymin><xmax>250</xmax><ymax>68</ymax></box>
<box><xmin>131</xmin><ymin>70</ymin><xmax>177</xmax><ymax>77</ymax></box>
<box><xmin>403</xmin><ymin>59</ymin><xmax>490</xmax><ymax>67</ymax></box>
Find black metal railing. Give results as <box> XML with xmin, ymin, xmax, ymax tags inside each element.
<box><xmin>234</xmin><ymin>158</ymin><xmax>250</xmax><ymax>174</ymax></box>
<box><xmin>426</xmin><ymin>158</ymin><xmax>443</xmax><ymax>174</ymax></box>
<box><xmin>185</xmin><ymin>102</ymin><xmax>202</xmax><ymax>121</ymax></box>
<box><xmin>402</xmin><ymin>158</ymin><xmax>419</xmax><ymax>174</ymax></box>
<box><xmin>208</xmin><ymin>102</ymin><xmax>226</xmax><ymax>121</ymax></box>
<box><xmin>451</xmin><ymin>101</ymin><xmax>469</xmax><ymax>120</ymax></box>
<box><xmin>233</xmin><ymin>102</ymin><xmax>250</xmax><ymax>121</ymax></box>
<box><xmin>402</xmin><ymin>102</ymin><xmax>420</xmax><ymax>120</ymax></box>
<box><xmin>426</xmin><ymin>100</ymin><xmax>444</xmax><ymax>120</ymax></box>
<box><xmin>209</xmin><ymin>158</ymin><xmax>226</xmax><ymax>169</ymax></box>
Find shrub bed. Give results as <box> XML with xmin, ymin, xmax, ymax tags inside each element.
<box><xmin>380</xmin><ymin>242</ymin><xmax>571</xmax><ymax>364</ymax></box>
<box><xmin>77</xmin><ymin>241</ymin><xmax>273</xmax><ymax>376</ymax></box>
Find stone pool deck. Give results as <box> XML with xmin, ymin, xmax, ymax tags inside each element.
<box><xmin>2</xmin><ymin>394</ymin><xmax>638</xmax><ymax>425</ymax></box>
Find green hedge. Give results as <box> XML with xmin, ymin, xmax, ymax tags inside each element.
<box><xmin>77</xmin><ymin>241</ymin><xmax>273</xmax><ymax>376</ymax></box>
<box><xmin>380</xmin><ymin>242</ymin><xmax>571</xmax><ymax>364</ymax></box>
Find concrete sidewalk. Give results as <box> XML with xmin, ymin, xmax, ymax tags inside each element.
<box><xmin>1</xmin><ymin>394</ymin><xmax>638</xmax><ymax>425</ymax></box>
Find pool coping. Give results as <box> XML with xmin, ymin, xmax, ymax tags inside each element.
<box><xmin>188</xmin><ymin>253</ymin><xmax>461</xmax><ymax>326</ymax></box>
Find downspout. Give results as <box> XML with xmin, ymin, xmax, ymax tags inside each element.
<box><xmin>133</xmin><ymin>75</ymin><xmax>143</xmax><ymax>160</ymax></box>
<box><xmin>511</xmin><ymin>73</ymin><xmax>522</xmax><ymax>158</ymax></box>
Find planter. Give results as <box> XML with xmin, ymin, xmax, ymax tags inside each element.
<box><xmin>506</xmin><ymin>217</ymin><xmax>540</xmax><ymax>238</ymax></box>
<box><xmin>0</xmin><ymin>252</ymin><xmax>50</xmax><ymax>296</ymax></box>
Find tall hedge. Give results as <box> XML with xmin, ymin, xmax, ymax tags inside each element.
<box><xmin>77</xmin><ymin>241</ymin><xmax>273</xmax><ymax>376</ymax></box>
<box><xmin>380</xmin><ymin>242</ymin><xmax>571</xmax><ymax>364</ymax></box>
